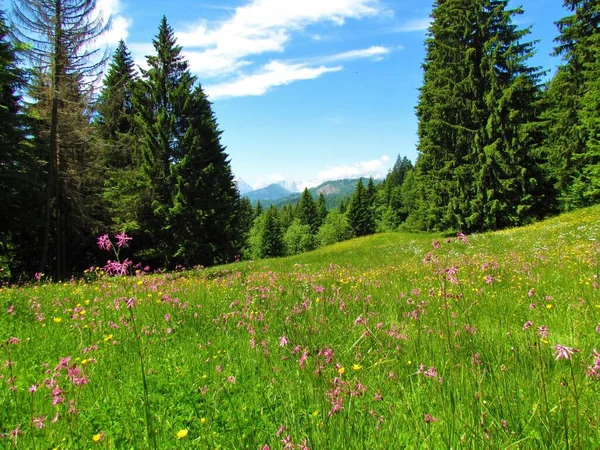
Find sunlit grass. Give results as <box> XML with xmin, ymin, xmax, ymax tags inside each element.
<box><xmin>1</xmin><ymin>205</ymin><xmax>599</xmax><ymax>448</ymax></box>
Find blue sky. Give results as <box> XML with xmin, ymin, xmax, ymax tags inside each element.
<box><xmin>96</xmin><ymin>0</ymin><xmax>568</xmax><ymax>190</ymax></box>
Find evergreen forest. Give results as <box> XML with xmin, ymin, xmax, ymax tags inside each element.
<box><xmin>1</xmin><ymin>0</ymin><xmax>599</xmax><ymax>281</ymax></box>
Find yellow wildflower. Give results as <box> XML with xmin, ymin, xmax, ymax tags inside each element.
<box><xmin>92</xmin><ymin>433</ymin><xmax>103</xmax><ymax>442</ymax></box>
<box><xmin>176</xmin><ymin>429</ymin><xmax>188</xmax><ymax>439</ymax></box>
<box><xmin>352</xmin><ymin>364</ymin><xmax>362</xmax><ymax>371</ymax></box>
<box><xmin>338</xmin><ymin>367</ymin><xmax>345</xmax><ymax>375</ymax></box>
<box><xmin>53</xmin><ymin>317</ymin><xmax>62</xmax><ymax>323</ymax></box>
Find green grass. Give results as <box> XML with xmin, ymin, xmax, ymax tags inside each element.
<box><xmin>1</xmin><ymin>205</ymin><xmax>599</xmax><ymax>449</ymax></box>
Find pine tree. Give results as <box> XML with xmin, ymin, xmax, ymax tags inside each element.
<box><xmin>254</xmin><ymin>201</ymin><xmax>264</xmax><ymax>218</ymax></box>
<box><xmin>316</xmin><ymin>192</ymin><xmax>328</xmax><ymax>229</ymax></box>
<box><xmin>260</xmin><ymin>206</ymin><xmax>284</xmax><ymax>258</ymax></box>
<box><xmin>411</xmin><ymin>0</ymin><xmax>550</xmax><ymax>232</ymax></box>
<box><xmin>467</xmin><ymin>1</ymin><xmax>551</xmax><ymax>230</ymax></box>
<box><xmin>296</xmin><ymin>188</ymin><xmax>318</xmax><ymax>234</ymax></box>
<box><xmin>544</xmin><ymin>0</ymin><xmax>600</xmax><ymax>207</ymax></box>
<box><xmin>387</xmin><ymin>156</ymin><xmax>413</xmax><ymax>188</ymax></box>
<box><xmin>13</xmin><ymin>0</ymin><xmax>109</xmax><ymax>278</ymax></box>
<box><xmin>95</xmin><ymin>41</ymin><xmax>140</xmax><ymax>232</ymax></box>
<box><xmin>346</xmin><ymin>179</ymin><xmax>375</xmax><ymax>237</ymax></box>
<box><xmin>136</xmin><ymin>17</ymin><xmax>241</xmax><ymax>267</ymax></box>
<box><xmin>0</xmin><ymin>9</ymin><xmax>42</xmax><ymax>278</ymax></box>
<box><xmin>236</xmin><ymin>197</ymin><xmax>255</xmax><ymax>258</ymax></box>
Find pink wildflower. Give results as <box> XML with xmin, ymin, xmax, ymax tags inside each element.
<box><xmin>279</xmin><ymin>336</ymin><xmax>289</xmax><ymax>347</ymax></box>
<box><xmin>554</xmin><ymin>344</ymin><xmax>579</xmax><ymax>360</ymax></box>
<box><xmin>456</xmin><ymin>232</ymin><xmax>469</xmax><ymax>245</ymax></box>
<box><xmin>32</xmin><ymin>415</ymin><xmax>46</xmax><ymax>429</ymax></box>
<box><xmin>97</xmin><ymin>234</ymin><xmax>112</xmax><ymax>251</ymax></box>
<box><xmin>522</xmin><ymin>321</ymin><xmax>534</xmax><ymax>331</ymax></box>
<box><xmin>115</xmin><ymin>232</ymin><xmax>132</xmax><ymax>248</ymax></box>
<box><xmin>6</xmin><ymin>337</ymin><xmax>20</xmax><ymax>345</ymax></box>
<box><xmin>538</xmin><ymin>325</ymin><xmax>549</xmax><ymax>339</ymax></box>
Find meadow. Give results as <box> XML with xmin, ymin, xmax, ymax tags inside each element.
<box><xmin>1</xmin><ymin>206</ymin><xmax>599</xmax><ymax>449</ymax></box>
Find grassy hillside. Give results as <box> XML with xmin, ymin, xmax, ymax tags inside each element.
<box><xmin>1</xmin><ymin>206</ymin><xmax>599</xmax><ymax>448</ymax></box>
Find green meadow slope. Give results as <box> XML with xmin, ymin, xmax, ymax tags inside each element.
<box><xmin>1</xmin><ymin>206</ymin><xmax>599</xmax><ymax>448</ymax></box>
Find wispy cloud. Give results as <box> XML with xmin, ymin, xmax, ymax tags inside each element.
<box><xmin>95</xmin><ymin>0</ymin><xmax>131</xmax><ymax>46</ymax></box>
<box><xmin>128</xmin><ymin>0</ymin><xmax>393</xmax><ymax>98</ymax></box>
<box><xmin>396</xmin><ymin>17</ymin><xmax>431</xmax><ymax>32</ymax></box>
<box><xmin>311</xmin><ymin>45</ymin><xmax>394</xmax><ymax>63</ymax></box>
<box><xmin>205</xmin><ymin>61</ymin><xmax>342</xmax><ymax>99</ymax></box>
<box><xmin>299</xmin><ymin>155</ymin><xmax>392</xmax><ymax>189</ymax></box>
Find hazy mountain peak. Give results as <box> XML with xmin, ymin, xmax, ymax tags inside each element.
<box><xmin>235</xmin><ymin>177</ymin><xmax>254</xmax><ymax>195</ymax></box>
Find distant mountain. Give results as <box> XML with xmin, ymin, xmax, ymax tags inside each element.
<box><xmin>244</xmin><ymin>183</ymin><xmax>292</xmax><ymax>202</ymax></box>
<box><xmin>235</xmin><ymin>177</ymin><xmax>254</xmax><ymax>195</ymax></box>
<box><xmin>277</xmin><ymin>180</ymin><xmax>299</xmax><ymax>193</ymax></box>
<box><xmin>259</xmin><ymin>178</ymin><xmax>381</xmax><ymax>209</ymax></box>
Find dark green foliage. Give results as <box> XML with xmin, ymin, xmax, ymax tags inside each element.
<box><xmin>279</xmin><ymin>203</ymin><xmax>296</xmax><ymax>230</ymax></box>
<box><xmin>544</xmin><ymin>0</ymin><xmax>600</xmax><ymax>208</ymax></box>
<box><xmin>0</xmin><ymin>10</ymin><xmax>43</xmax><ymax>279</ymax></box>
<box><xmin>387</xmin><ymin>156</ymin><xmax>413</xmax><ymax>189</ymax></box>
<box><xmin>410</xmin><ymin>0</ymin><xmax>552</xmax><ymax>232</ymax></box>
<box><xmin>236</xmin><ymin>197</ymin><xmax>255</xmax><ymax>258</ymax></box>
<box><xmin>13</xmin><ymin>0</ymin><xmax>109</xmax><ymax>279</ymax></box>
<box><xmin>296</xmin><ymin>188</ymin><xmax>319</xmax><ymax>234</ymax></box>
<box><xmin>136</xmin><ymin>17</ymin><xmax>241</xmax><ymax>267</ymax></box>
<box><xmin>95</xmin><ymin>41</ymin><xmax>140</xmax><ymax>232</ymax></box>
<box><xmin>283</xmin><ymin>219</ymin><xmax>315</xmax><ymax>255</ymax></box>
<box><xmin>316</xmin><ymin>209</ymin><xmax>352</xmax><ymax>246</ymax></box>
<box><xmin>316</xmin><ymin>192</ymin><xmax>328</xmax><ymax>229</ymax></box>
<box><xmin>346</xmin><ymin>179</ymin><xmax>375</xmax><ymax>237</ymax></box>
<box><xmin>254</xmin><ymin>201</ymin><xmax>264</xmax><ymax>219</ymax></box>
<box><xmin>259</xmin><ymin>207</ymin><xmax>285</xmax><ymax>258</ymax></box>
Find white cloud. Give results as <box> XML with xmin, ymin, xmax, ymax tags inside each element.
<box><xmin>129</xmin><ymin>0</ymin><xmax>390</xmax><ymax>97</ymax></box>
<box><xmin>312</xmin><ymin>45</ymin><xmax>392</xmax><ymax>63</ymax></box>
<box><xmin>253</xmin><ymin>173</ymin><xmax>287</xmax><ymax>189</ymax></box>
<box><xmin>171</xmin><ymin>0</ymin><xmax>382</xmax><ymax>90</ymax></box>
<box><xmin>176</xmin><ymin>0</ymin><xmax>380</xmax><ymax>53</ymax></box>
<box><xmin>397</xmin><ymin>17</ymin><xmax>431</xmax><ymax>32</ymax></box>
<box><xmin>205</xmin><ymin>61</ymin><xmax>342</xmax><ymax>99</ymax></box>
<box><xmin>311</xmin><ymin>155</ymin><xmax>392</xmax><ymax>184</ymax></box>
<box><xmin>94</xmin><ymin>0</ymin><xmax>131</xmax><ymax>46</ymax></box>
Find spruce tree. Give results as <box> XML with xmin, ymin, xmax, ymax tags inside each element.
<box><xmin>316</xmin><ymin>192</ymin><xmax>328</xmax><ymax>228</ymax></box>
<box><xmin>296</xmin><ymin>188</ymin><xmax>318</xmax><ymax>234</ymax></box>
<box><xmin>346</xmin><ymin>179</ymin><xmax>375</xmax><ymax>237</ymax></box>
<box><xmin>411</xmin><ymin>0</ymin><xmax>550</xmax><ymax>232</ymax></box>
<box><xmin>13</xmin><ymin>0</ymin><xmax>109</xmax><ymax>278</ymax></box>
<box><xmin>544</xmin><ymin>0</ymin><xmax>600</xmax><ymax>207</ymax></box>
<box><xmin>260</xmin><ymin>206</ymin><xmax>284</xmax><ymax>258</ymax></box>
<box><xmin>95</xmin><ymin>41</ymin><xmax>140</xmax><ymax>232</ymax></box>
<box><xmin>0</xmin><ymin>9</ymin><xmax>42</xmax><ymax>278</ymax></box>
<box><xmin>136</xmin><ymin>17</ymin><xmax>241</xmax><ymax>267</ymax></box>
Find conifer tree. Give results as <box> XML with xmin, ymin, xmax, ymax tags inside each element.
<box><xmin>95</xmin><ymin>41</ymin><xmax>140</xmax><ymax>231</ymax></box>
<box><xmin>411</xmin><ymin>0</ymin><xmax>550</xmax><ymax>232</ymax></box>
<box><xmin>0</xmin><ymin>9</ymin><xmax>42</xmax><ymax>278</ymax></box>
<box><xmin>13</xmin><ymin>0</ymin><xmax>109</xmax><ymax>278</ymax></box>
<box><xmin>254</xmin><ymin>201</ymin><xmax>264</xmax><ymax>218</ymax></box>
<box><xmin>136</xmin><ymin>17</ymin><xmax>241</xmax><ymax>267</ymax></box>
<box><xmin>346</xmin><ymin>179</ymin><xmax>375</xmax><ymax>237</ymax></box>
<box><xmin>296</xmin><ymin>188</ymin><xmax>318</xmax><ymax>234</ymax></box>
<box><xmin>260</xmin><ymin>206</ymin><xmax>284</xmax><ymax>258</ymax></box>
<box><xmin>316</xmin><ymin>192</ymin><xmax>328</xmax><ymax>228</ymax></box>
<box><xmin>544</xmin><ymin>0</ymin><xmax>600</xmax><ymax>207</ymax></box>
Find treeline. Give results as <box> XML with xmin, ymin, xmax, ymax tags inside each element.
<box><xmin>245</xmin><ymin>156</ymin><xmax>414</xmax><ymax>258</ymax></box>
<box><xmin>405</xmin><ymin>0</ymin><xmax>599</xmax><ymax>231</ymax></box>
<box><xmin>1</xmin><ymin>0</ymin><xmax>599</xmax><ymax>280</ymax></box>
